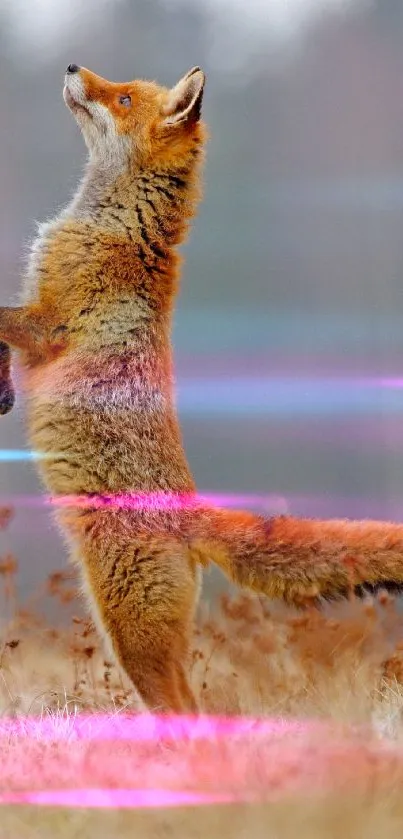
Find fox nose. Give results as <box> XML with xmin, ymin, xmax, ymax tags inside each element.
<box><xmin>66</xmin><ymin>64</ymin><xmax>80</xmax><ymax>75</ymax></box>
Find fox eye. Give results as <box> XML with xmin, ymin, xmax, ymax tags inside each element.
<box><xmin>119</xmin><ymin>95</ymin><xmax>131</xmax><ymax>107</ymax></box>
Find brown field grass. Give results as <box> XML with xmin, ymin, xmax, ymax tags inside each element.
<box><xmin>3</xmin><ymin>508</ymin><xmax>403</xmax><ymax>837</ymax></box>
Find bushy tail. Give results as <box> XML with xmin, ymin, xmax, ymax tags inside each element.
<box><xmin>190</xmin><ymin>507</ymin><xmax>403</xmax><ymax>606</ymax></box>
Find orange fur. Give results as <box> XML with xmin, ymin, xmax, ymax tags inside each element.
<box><xmin>1</xmin><ymin>65</ymin><xmax>403</xmax><ymax>712</ymax></box>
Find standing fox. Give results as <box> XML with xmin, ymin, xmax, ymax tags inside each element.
<box><xmin>1</xmin><ymin>64</ymin><xmax>403</xmax><ymax>712</ymax></box>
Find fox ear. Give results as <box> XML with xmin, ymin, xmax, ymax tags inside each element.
<box><xmin>163</xmin><ymin>67</ymin><xmax>205</xmax><ymax>126</ymax></box>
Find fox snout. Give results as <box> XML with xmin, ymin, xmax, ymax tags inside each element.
<box><xmin>63</xmin><ymin>65</ymin><xmax>89</xmax><ymax>114</ymax></box>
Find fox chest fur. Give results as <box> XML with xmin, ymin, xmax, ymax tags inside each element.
<box><xmin>20</xmin><ymin>214</ymin><xmax>194</xmax><ymax>500</ymax></box>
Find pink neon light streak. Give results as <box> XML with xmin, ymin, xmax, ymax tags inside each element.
<box><xmin>0</xmin><ymin>713</ymin><xmax>310</xmax><ymax>742</ymax></box>
<box><xmin>1</xmin><ymin>713</ymin><xmax>399</xmax><ymax>812</ymax></box>
<box><xmin>0</xmin><ymin>788</ymin><xmax>234</xmax><ymax>810</ymax></box>
<box><xmin>0</xmin><ymin>714</ymin><xmax>314</xmax><ymax>811</ymax></box>
<box><xmin>0</xmin><ymin>491</ymin><xmax>289</xmax><ymax>512</ymax></box>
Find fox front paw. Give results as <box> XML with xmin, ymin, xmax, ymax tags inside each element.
<box><xmin>0</xmin><ymin>381</ymin><xmax>15</xmax><ymax>415</ymax></box>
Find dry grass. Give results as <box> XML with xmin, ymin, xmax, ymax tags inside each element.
<box><xmin>3</xmin><ymin>507</ymin><xmax>403</xmax><ymax>836</ymax></box>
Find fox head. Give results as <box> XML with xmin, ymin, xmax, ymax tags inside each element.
<box><xmin>63</xmin><ymin>64</ymin><xmax>206</xmax><ymax>170</ymax></box>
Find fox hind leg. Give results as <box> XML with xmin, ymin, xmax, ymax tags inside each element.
<box><xmin>114</xmin><ymin>634</ymin><xmax>198</xmax><ymax>714</ymax></box>
<box><xmin>80</xmin><ymin>540</ymin><xmax>200</xmax><ymax>714</ymax></box>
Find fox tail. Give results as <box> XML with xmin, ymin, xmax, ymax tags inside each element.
<box><xmin>190</xmin><ymin>507</ymin><xmax>403</xmax><ymax>606</ymax></box>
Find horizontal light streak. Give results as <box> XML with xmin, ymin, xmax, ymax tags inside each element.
<box><xmin>177</xmin><ymin>375</ymin><xmax>403</xmax><ymax>416</ymax></box>
<box><xmin>0</xmin><ymin>787</ymin><xmax>234</xmax><ymax>809</ymax></box>
<box><xmin>0</xmin><ymin>714</ymin><xmax>323</xmax><ymax>810</ymax></box>
<box><xmin>0</xmin><ymin>376</ymin><xmax>402</xmax><ymax>432</ymax></box>
<box><xmin>0</xmin><ymin>493</ymin><xmax>402</xmax><ymax>521</ymax></box>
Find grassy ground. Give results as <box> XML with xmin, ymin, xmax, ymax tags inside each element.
<box><xmin>3</xmin><ymin>508</ymin><xmax>403</xmax><ymax>836</ymax></box>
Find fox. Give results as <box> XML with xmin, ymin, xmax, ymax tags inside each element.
<box><xmin>1</xmin><ymin>63</ymin><xmax>403</xmax><ymax>713</ymax></box>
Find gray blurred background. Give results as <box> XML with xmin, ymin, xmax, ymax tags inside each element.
<box><xmin>1</xmin><ymin>0</ymin><xmax>403</xmax><ymax>610</ymax></box>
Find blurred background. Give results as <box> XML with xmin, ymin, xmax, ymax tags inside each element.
<box><xmin>1</xmin><ymin>0</ymin><xmax>403</xmax><ymax>608</ymax></box>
